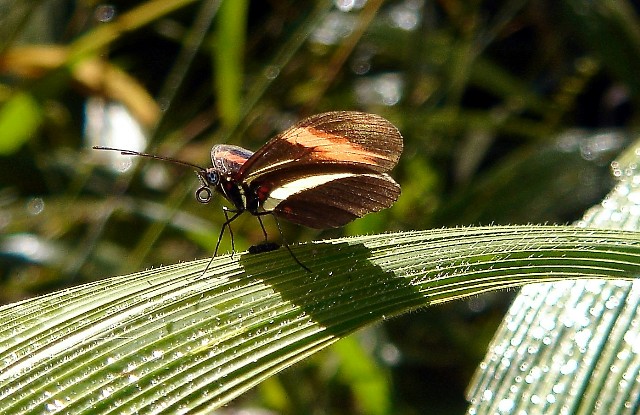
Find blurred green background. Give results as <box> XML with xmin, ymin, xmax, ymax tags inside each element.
<box><xmin>1</xmin><ymin>0</ymin><xmax>638</xmax><ymax>413</ymax></box>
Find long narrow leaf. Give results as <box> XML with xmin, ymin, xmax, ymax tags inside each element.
<box><xmin>467</xmin><ymin>139</ymin><xmax>640</xmax><ymax>414</ymax></box>
<box><xmin>1</xmin><ymin>226</ymin><xmax>640</xmax><ymax>413</ymax></box>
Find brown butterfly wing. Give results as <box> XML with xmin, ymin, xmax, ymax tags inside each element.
<box><xmin>269</xmin><ymin>173</ymin><xmax>401</xmax><ymax>228</ymax></box>
<box><xmin>237</xmin><ymin>111</ymin><xmax>403</xmax><ymax>182</ymax></box>
<box><xmin>238</xmin><ymin>111</ymin><xmax>403</xmax><ymax>229</ymax></box>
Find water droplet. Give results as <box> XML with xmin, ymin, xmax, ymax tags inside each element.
<box><xmin>95</xmin><ymin>4</ymin><xmax>116</xmax><ymax>22</ymax></box>
<box><xmin>45</xmin><ymin>399</ymin><xmax>65</xmax><ymax>411</ymax></box>
<box><xmin>335</xmin><ymin>0</ymin><xmax>365</xmax><ymax>12</ymax></box>
<box><xmin>388</xmin><ymin>0</ymin><xmax>422</xmax><ymax>31</ymax></box>
<box><xmin>311</xmin><ymin>12</ymin><xmax>354</xmax><ymax>45</ymax></box>
<box><xmin>101</xmin><ymin>386</ymin><xmax>114</xmax><ymax>398</ymax></box>
<box><xmin>264</xmin><ymin>65</ymin><xmax>280</xmax><ymax>79</ymax></box>
<box><xmin>351</xmin><ymin>58</ymin><xmax>371</xmax><ymax>75</ymax></box>
<box><xmin>355</xmin><ymin>72</ymin><xmax>404</xmax><ymax>106</ymax></box>
<box><xmin>26</xmin><ymin>197</ymin><xmax>44</xmax><ymax>215</ymax></box>
<box><xmin>497</xmin><ymin>398</ymin><xmax>514</xmax><ymax>411</ymax></box>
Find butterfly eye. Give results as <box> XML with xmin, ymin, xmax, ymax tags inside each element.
<box><xmin>205</xmin><ymin>170</ymin><xmax>220</xmax><ymax>185</ymax></box>
<box><xmin>196</xmin><ymin>186</ymin><xmax>212</xmax><ymax>203</ymax></box>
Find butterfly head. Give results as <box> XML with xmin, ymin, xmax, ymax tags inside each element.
<box><xmin>195</xmin><ymin>168</ymin><xmax>221</xmax><ymax>203</ymax></box>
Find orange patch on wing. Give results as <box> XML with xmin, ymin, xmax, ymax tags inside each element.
<box><xmin>286</xmin><ymin>127</ymin><xmax>382</xmax><ymax>164</ymax></box>
<box><xmin>217</xmin><ymin>150</ymin><xmax>250</xmax><ymax>165</ymax></box>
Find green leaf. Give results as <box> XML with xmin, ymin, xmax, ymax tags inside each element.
<box><xmin>0</xmin><ymin>92</ymin><xmax>42</xmax><ymax>155</ymax></box>
<box><xmin>1</xmin><ymin>226</ymin><xmax>640</xmax><ymax>413</ymax></box>
<box><xmin>466</xmin><ymin>140</ymin><xmax>640</xmax><ymax>414</ymax></box>
<box><xmin>333</xmin><ymin>336</ymin><xmax>391</xmax><ymax>415</ymax></box>
<box><xmin>213</xmin><ymin>0</ymin><xmax>248</xmax><ymax>128</ymax></box>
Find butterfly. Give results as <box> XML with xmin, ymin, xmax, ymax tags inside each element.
<box><xmin>94</xmin><ymin>111</ymin><xmax>403</xmax><ymax>271</ymax></box>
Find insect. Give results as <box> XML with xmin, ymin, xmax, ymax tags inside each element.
<box><xmin>94</xmin><ymin>111</ymin><xmax>403</xmax><ymax>271</ymax></box>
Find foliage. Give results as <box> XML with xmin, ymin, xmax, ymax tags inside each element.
<box><xmin>2</xmin><ymin>227</ymin><xmax>640</xmax><ymax>414</ymax></box>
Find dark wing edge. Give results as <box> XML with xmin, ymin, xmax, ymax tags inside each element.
<box><xmin>270</xmin><ymin>173</ymin><xmax>401</xmax><ymax>229</ymax></box>
<box><xmin>238</xmin><ymin>111</ymin><xmax>403</xmax><ymax>182</ymax></box>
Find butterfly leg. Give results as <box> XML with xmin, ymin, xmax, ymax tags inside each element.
<box><xmin>257</xmin><ymin>215</ymin><xmax>269</xmax><ymax>242</ymax></box>
<box><xmin>200</xmin><ymin>207</ymin><xmax>243</xmax><ymax>277</ymax></box>
<box><xmin>220</xmin><ymin>206</ymin><xmax>242</xmax><ymax>258</ymax></box>
<box><xmin>256</xmin><ymin>212</ymin><xmax>311</xmax><ymax>273</ymax></box>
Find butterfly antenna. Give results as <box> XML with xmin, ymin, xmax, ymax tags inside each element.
<box><xmin>93</xmin><ymin>146</ymin><xmax>206</xmax><ymax>171</ymax></box>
